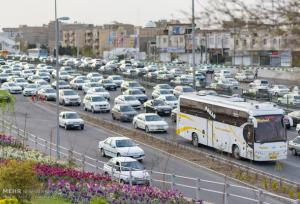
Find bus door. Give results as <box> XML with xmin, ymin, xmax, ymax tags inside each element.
<box><xmin>243</xmin><ymin>124</ymin><xmax>254</xmax><ymax>160</ymax></box>
<box><xmin>207</xmin><ymin>119</ymin><xmax>214</xmax><ymax>147</ymax></box>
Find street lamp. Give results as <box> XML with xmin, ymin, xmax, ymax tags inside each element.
<box><xmin>192</xmin><ymin>0</ymin><xmax>196</xmax><ymax>90</ymax></box>
<box><xmin>55</xmin><ymin>0</ymin><xmax>70</xmax><ymax>160</ymax></box>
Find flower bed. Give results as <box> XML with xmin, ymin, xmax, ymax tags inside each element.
<box><xmin>0</xmin><ymin>146</ymin><xmax>65</xmax><ymax>166</ymax></box>
<box><xmin>46</xmin><ymin>179</ymin><xmax>188</xmax><ymax>204</ymax></box>
<box><xmin>0</xmin><ymin>134</ymin><xmax>23</xmax><ymax>148</ymax></box>
<box><xmin>36</xmin><ymin>164</ymin><xmax>111</xmax><ymax>184</ymax></box>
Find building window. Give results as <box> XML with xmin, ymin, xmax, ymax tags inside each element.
<box><xmin>209</xmin><ymin>37</ymin><xmax>214</xmax><ymax>44</ymax></box>
<box><xmin>273</xmin><ymin>39</ymin><xmax>277</xmax><ymax>45</ymax></box>
<box><xmin>243</xmin><ymin>39</ymin><xmax>247</xmax><ymax>46</ymax></box>
<box><xmin>263</xmin><ymin>39</ymin><xmax>267</xmax><ymax>45</ymax></box>
<box><xmin>163</xmin><ymin>38</ymin><xmax>167</xmax><ymax>44</ymax></box>
<box><xmin>235</xmin><ymin>40</ymin><xmax>239</xmax><ymax>46</ymax></box>
<box><xmin>251</xmin><ymin>39</ymin><xmax>256</xmax><ymax>46</ymax></box>
<box><xmin>179</xmin><ymin>37</ymin><xmax>183</xmax><ymax>43</ymax></box>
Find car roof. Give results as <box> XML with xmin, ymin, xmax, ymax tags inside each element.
<box><xmin>138</xmin><ymin>113</ymin><xmax>158</xmax><ymax>116</ymax></box>
<box><xmin>111</xmin><ymin>157</ymin><xmax>137</xmax><ymax>162</ymax></box>
<box><xmin>60</xmin><ymin>111</ymin><xmax>77</xmax><ymax>114</ymax></box>
<box><xmin>108</xmin><ymin>136</ymin><xmax>130</xmax><ymax>141</ymax></box>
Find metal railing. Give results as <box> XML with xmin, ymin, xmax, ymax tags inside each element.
<box><xmin>0</xmin><ymin>119</ymin><xmax>299</xmax><ymax>204</ymax></box>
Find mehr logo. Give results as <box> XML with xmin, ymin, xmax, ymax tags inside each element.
<box><xmin>205</xmin><ymin>106</ymin><xmax>216</xmax><ymax>119</ymax></box>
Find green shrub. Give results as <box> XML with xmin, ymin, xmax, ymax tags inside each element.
<box><xmin>271</xmin><ymin>180</ymin><xmax>278</xmax><ymax>191</ymax></box>
<box><xmin>262</xmin><ymin>177</ymin><xmax>268</xmax><ymax>189</ymax></box>
<box><xmin>298</xmin><ymin>192</ymin><xmax>300</xmax><ymax>200</ymax></box>
<box><xmin>0</xmin><ymin>198</ymin><xmax>19</xmax><ymax>204</ymax></box>
<box><xmin>289</xmin><ymin>188</ymin><xmax>295</xmax><ymax>199</ymax></box>
<box><xmin>0</xmin><ymin>160</ymin><xmax>41</xmax><ymax>203</ymax></box>
<box><xmin>90</xmin><ymin>197</ymin><xmax>108</xmax><ymax>204</ymax></box>
<box><xmin>281</xmin><ymin>184</ymin><xmax>287</xmax><ymax>193</ymax></box>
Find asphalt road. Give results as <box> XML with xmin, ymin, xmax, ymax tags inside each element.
<box><xmin>42</xmin><ymin>82</ymin><xmax>300</xmax><ymax>184</ymax></box>
<box><xmin>5</xmin><ymin>94</ymin><xmax>285</xmax><ymax>204</ymax></box>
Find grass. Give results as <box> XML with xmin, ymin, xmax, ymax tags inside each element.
<box><xmin>31</xmin><ymin>196</ymin><xmax>72</xmax><ymax>204</ymax></box>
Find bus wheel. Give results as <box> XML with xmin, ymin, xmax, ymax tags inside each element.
<box><xmin>232</xmin><ymin>145</ymin><xmax>241</xmax><ymax>160</ymax></box>
<box><xmin>192</xmin><ymin>133</ymin><xmax>199</xmax><ymax>147</ymax></box>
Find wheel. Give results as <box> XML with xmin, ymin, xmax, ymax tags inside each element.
<box><xmin>298</xmin><ymin>130</ymin><xmax>300</xmax><ymax>136</ymax></box>
<box><xmin>134</xmin><ymin>122</ymin><xmax>138</xmax><ymax>129</ymax></box>
<box><xmin>145</xmin><ymin>126</ymin><xmax>150</xmax><ymax>133</ymax></box>
<box><xmin>63</xmin><ymin>100</ymin><xmax>66</xmax><ymax>106</ymax></box>
<box><xmin>112</xmin><ymin>113</ymin><xmax>116</xmax><ymax>120</ymax></box>
<box><xmin>274</xmin><ymin>92</ymin><xmax>278</xmax><ymax>97</ymax></box>
<box><xmin>92</xmin><ymin>107</ymin><xmax>95</xmax><ymax>113</ymax></box>
<box><xmin>64</xmin><ymin>124</ymin><xmax>69</xmax><ymax>130</ymax></box>
<box><xmin>84</xmin><ymin>105</ymin><xmax>87</xmax><ymax>111</ymax></box>
<box><xmin>100</xmin><ymin>148</ymin><xmax>106</xmax><ymax>157</ymax></box>
<box><xmin>45</xmin><ymin>96</ymin><xmax>48</xmax><ymax>101</ymax></box>
<box><xmin>232</xmin><ymin>145</ymin><xmax>241</xmax><ymax>160</ymax></box>
<box><xmin>116</xmin><ymin>153</ymin><xmax>121</xmax><ymax>157</ymax></box>
<box><xmin>192</xmin><ymin>133</ymin><xmax>199</xmax><ymax>147</ymax></box>
<box><xmin>171</xmin><ymin>114</ymin><xmax>176</xmax><ymax>122</ymax></box>
<box><xmin>292</xmin><ymin>149</ymin><xmax>298</xmax><ymax>156</ymax></box>
<box><xmin>81</xmin><ymin>125</ymin><xmax>84</xmax><ymax>130</ymax></box>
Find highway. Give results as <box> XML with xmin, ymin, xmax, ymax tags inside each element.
<box><xmin>6</xmin><ymin>94</ymin><xmax>285</xmax><ymax>204</ymax></box>
<box><xmin>43</xmin><ymin>82</ymin><xmax>300</xmax><ymax>184</ymax></box>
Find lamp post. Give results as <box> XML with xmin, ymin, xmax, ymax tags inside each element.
<box><xmin>54</xmin><ymin>0</ymin><xmax>70</xmax><ymax>160</ymax></box>
<box><xmin>192</xmin><ymin>0</ymin><xmax>196</xmax><ymax>90</ymax></box>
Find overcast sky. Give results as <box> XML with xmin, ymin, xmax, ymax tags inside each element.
<box><xmin>1</xmin><ymin>0</ymin><xmax>196</xmax><ymax>29</ymax></box>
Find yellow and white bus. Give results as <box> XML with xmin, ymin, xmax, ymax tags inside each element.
<box><xmin>177</xmin><ymin>94</ymin><xmax>287</xmax><ymax>161</ymax></box>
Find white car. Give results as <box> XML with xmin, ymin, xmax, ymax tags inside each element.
<box><xmin>151</xmin><ymin>89</ymin><xmax>173</xmax><ymax>99</ymax></box>
<box><xmin>103</xmin><ymin>157</ymin><xmax>150</xmax><ymax>185</ymax></box>
<box><xmin>59</xmin><ymin>89</ymin><xmax>81</xmax><ymax>106</ymax></box>
<box><xmin>59</xmin><ymin>111</ymin><xmax>84</xmax><ymax>130</ymax></box>
<box><xmin>217</xmin><ymin>78</ymin><xmax>239</xmax><ymax>89</ymax></box>
<box><xmin>133</xmin><ymin>113</ymin><xmax>168</xmax><ymax>133</ymax></box>
<box><xmin>86</xmin><ymin>72</ymin><xmax>103</xmax><ymax>81</ymax></box>
<box><xmin>107</xmin><ymin>75</ymin><xmax>124</xmax><ymax>87</ymax></box>
<box><xmin>21</xmin><ymin>70</ymin><xmax>34</xmax><ymax>79</ymax></box>
<box><xmin>12</xmin><ymin>78</ymin><xmax>28</xmax><ymax>89</ymax></box>
<box><xmin>153</xmin><ymin>84</ymin><xmax>173</xmax><ymax>91</ymax></box>
<box><xmin>37</xmin><ymin>88</ymin><xmax>57</xmax><ymax>101</ymax></box>
<box><xmin>23</xmin><ymin>84</ymin><xmax>39</xmax><ymax>96</ymax></box>
<box><xmin>270</xmin><ymin>85</ymin><xmax>290</xmax><ymax>97</ymax></box>
<box><xmin>1</xmin><ymin>82</ymin><xmax>22</xmax><ymax>94</ymax></box>
<box><xmin>34</xmin><ymin>79</ymin><xmax>51</xmax><ymax>90</ymax></box>
<box><xmin>114</xmin><ymin>95</ymin><xmax>141</xmax><ymax>109</ymax></box>
<box><xmin>51</xmin><ymin>80</ymin><xmax>71</xmax><ymax>89</ymax></box>
<box><xmin>99</xmin><ymin>137</ymin><xmax>145</xmax><ymax>161</ymax></box>
<box><xmin>235</xmin><ymin>71</ymin><xmax>254</xmax><ymax>82</ymax></box>
<box><xmin>278</xmin><ymin>94</ymin><xmax>300</xmax><ymax>106</ymax></box>
<box><xmin>157</xmin><ymin>95</ymin><xmax>178</xmax><ymax>109</ymax></box>
<box><xmin>83</xmin><ymin>95</ymin><xmax>110</xmax><ymax>113</ymax></box>
<box><xmin>86</xmin><ymin>87</ymin><xmax>110</xmax><ymax>100</ymax></box>
<box><xmin>82</xmin><ymin>82</ymin><xmax>102</xmax><ymax>94</ymax></box>
<box><xmin>123</xmin><ymin>89</ymin><xmax>148</xmax><ymax>103</ymax></box>
<box><xmin>173</xmin><ymin>86</ymin><xmax>196</xmax><ymax>98</ymax></box>
<box><xmin>70</xmin><ymin>78</ymin><xmax>85</xmax><ymax>90</ymax></box>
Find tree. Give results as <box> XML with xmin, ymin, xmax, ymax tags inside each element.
<box><xmin>80</xmin><ymin>46</ymin><xmax>93</xmax><ymax>57</ymax></box>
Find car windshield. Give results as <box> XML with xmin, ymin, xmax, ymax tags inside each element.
<box><xmin>66</xmin><ymin>113</ymin><xmax>80</xmax><ymax>119</ymax></box>
<box><xmin>116</xmin><ymin>139</ymin><xmax>135</xmax><ymax>147</ymax></box>
<box><xmin>278</xmin><ymin>85</ymin><xmax>288</xmax><ymax>89</ymax></box>
<box><xmin>182</xmin><ymin>87</ymin><xmax>194</xmax><ymax>92</ymax></box>
<box><xmin>64</xmin><ymin>90</ymin><xmax>76</xmax><ymax>95</ymax></box>
<box><xmin>26</xmin><ymin>85</ymin><xmax>37</xmax><ymax>88</ymax></box>
<box><xmin>75</xmin><ymin>80</ymin><xmax>84</xmax><ymax>83</ymax></box>
<box><xmin>160</xmin><ymin>90</ymin><xmax>172</xmax><ymax>94</ymax></box>
<box><xmin>59</xmin><ymin>81</ymin><xmax>67</xmax><ymax>85</ymax></box>
<box><xmin>294</xmin><ymin>96</ymin><xmax>300</xmax><ymax>100</ymax></box>
<box><xmin>45</xmin><ymin>89</ymin><xmax>56</xmax><ymax>93</ymax></box>
<box><xmin>160</xmin><ymin>84</ymin><xmax>172</xmax><ymax>89</ymax></box>
<box><xmin>131</xmin><ymin>90</ymin><xmax>143</xmax><ymax>95</ymax></box>
<box><xmin>261</xmin><ymin>81</ymin><xmax>268</xmax><ymax>85</ymax></box>
<box><xmin>103</xmin><ymin>79</ymin><xmax>113</xmax><ymax>83</ymax></box>
<box><xmin>91</xmin><ymin>96</ymin><xmax>105</xmax><ymax>102</ymax></box>
<box><xmin>39</xmin><ymin>81</ymin><xmax>48</xmax><ymax>85</ymax></box>
<box><xmin>124</xmin><ymin>96</ymin><xmax>136</xmax><ymax>101</ymax></box>
<box><xmin>95</xmin><ymin>87</ymin><xmax>105</xmax><ymax>92</ymax></box>
<box><xmin>165</xmin><ymin>96</ymin><xmax>177</xmax><ymax>101</ymax></box>
<box><xmin>145</xmin><ymin>115</ymin><xmax>162</xmax><ymax>121</ymax></box>
<box><xmin>90</xmin><ymin>83</ymin><xmax>101</xmax><ymax>87</ymax></box>
<box><xmin>120</xmin><ymin>105</ymin><xmax>135</xmax><ymax>112</ymax></box>
<box><xmin>16</xmin><ymin>79</ymin><xmax>26</xmax><ymax>82</ymax></box>
<box><xmin>153</xmin><ymin>100</ymin><xmax>165</xmax><ymax>106</ymax></box>
<box><xmin>121</xmin><ymin>161</ymin><xmax>144</xmax><ymax>171</ymax></box>
<box><xmin>255</xmin><ymin>115</ymin><xmax>286</xmax><ymax>143</ymax></box>
<box><xmin>129</xmin><ymin>82</ymin><xmax>140</xmax><ymax>87</ymax></box>
<box><xmin>112</xmin><ymin>76</ymin><xmax>122</xmax><ymax>80</ymax></box>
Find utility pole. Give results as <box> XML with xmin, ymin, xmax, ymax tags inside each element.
<box><xmin>192</xmin><ymin>0</ymin><xmax>196</xmax><ymax>90</ymax></box>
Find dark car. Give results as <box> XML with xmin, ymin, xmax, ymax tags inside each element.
<box><xmin>111</xmin><ymin>104</ymin><xmax>137</xmax><ymax>122</ymax></box>
<box><xmin>100</xmin><ymin>79</ymin><xmax>117</xmax><ymax>91</ymax></box>
<box><xmin>123</xmin><ymin>89</ymin><xmax>148</xmax><ymax>103</ymax></box>
<box><xmin>144</xmin><ymin>99</ymin><xmax>172</xmax><ymax>116</ymax></box>
<box><xmin>288</xmin><ymin>111</ymin><xmax>300</xmax><ymax>127</ymax></box>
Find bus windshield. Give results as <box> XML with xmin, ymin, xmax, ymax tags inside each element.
<box><xmin>254</xmin><ymin>115</ymin><xmax>286</xmax><ymax>143</ymax></box>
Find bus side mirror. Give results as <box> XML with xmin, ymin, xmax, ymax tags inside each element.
<box><xmin>248</xmin><ymin>117</ymin><xmax>258</xmax><ymax>128</ymax></box>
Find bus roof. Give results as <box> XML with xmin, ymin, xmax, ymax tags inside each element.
<box><xmin>180</xmin><ymin>94</ymin><xmax>284</xmax><ymax>117</ymax></box>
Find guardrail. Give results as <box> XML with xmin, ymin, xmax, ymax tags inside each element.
<box><xmin>0</xmin><ymin>119</ymin><xmax>299</xmax><ymax>204</ymax></box>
